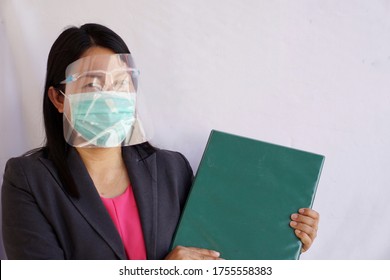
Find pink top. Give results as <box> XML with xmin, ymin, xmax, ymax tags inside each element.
<box><xmin>100</xmin><ymin>185</ymin><xmax>147</xmax><ymax>260</ymax></box>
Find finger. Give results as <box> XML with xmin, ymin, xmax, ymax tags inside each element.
<box><xmin>187</xmin><ymin>250</ymin><xmax>222</xmax><ymax>260</ymax></box>
<box><xmin>295</xmin><ymin>230</ymin><xmax>312</xmax><ymax>252</ymax></box>
<box><xmin>198</xmin><ymin>254</ymin><xmax>223</xmax><ymax>260</ymax></box>
<box><xmin>186</xmin><ymin>246</ymin><xmax>221</xmax><ymax>258</ymax></box>
<box><xmin>298</xmin><ymin>208</ymin><xmax>320</xmax><ymax>221</ymax></box>
<box><xmin>291</xmin><ymin>213</ymin><xmax>318</xmax><ymax>229</ymax></box>
<box><xmin>290</xmin><ymin>221</ymin><xmax>317</xmax><ymax>241</ymax></box>
<box><xmin>167</xmin><ymin>246</ymin><xmax>221</xmax><ymax>260</ymax></box>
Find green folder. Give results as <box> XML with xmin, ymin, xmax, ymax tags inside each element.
<box><xmin>171</xmin><ymin>130</ymin><xmax>325</xmax><ymax>260</ymax></box>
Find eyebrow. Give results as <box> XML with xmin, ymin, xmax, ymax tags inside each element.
<box><xmin>80</xmin><ymin>72</ymin><xmax>105</xmax><ymax>79</ymax></box>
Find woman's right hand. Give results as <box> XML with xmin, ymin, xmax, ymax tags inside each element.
<box><xmin>165</xmin><ymin>246</ymin><xmax>222</xmax><ymax>260</ymax></box>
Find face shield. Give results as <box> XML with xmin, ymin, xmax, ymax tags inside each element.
<box><xmin>60</xmin><ymin>54</ymin><xmax>152</xmax><ymax>148</ymax></box>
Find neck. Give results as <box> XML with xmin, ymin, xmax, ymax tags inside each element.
<box><xmin>76</xmin><ymin>147</ymin><xmax>123</xmax><ymax>172</ymax></box>
<box><xmin>76</xmin><ymin>147</ymin><xmax>130</xmax><ymax>198</ymax></box>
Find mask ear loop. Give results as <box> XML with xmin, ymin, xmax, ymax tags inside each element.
<box><xmin>57</xmin><ymin>89</ymin><xmax>70</xmax><ymax>109</ymax></box>
<box><xmin>58</xmin><ymin>89</ymin><xmax>66</xmax><ymax>97</ymax></box>
<box><xmin>57</xmin><ymin>89</ymin><xmax>74</xmax><ymax>142</ymax></box>
<box><xmin>50</xmin><ymin>88</ymin><xmax>67</xmax><ymax>113</ymax></box>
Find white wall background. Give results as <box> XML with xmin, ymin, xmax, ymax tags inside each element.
<box><xmin>0</xmin><ymin>0</ymin><xmax>389</xmax><ymax>260</ymax></box>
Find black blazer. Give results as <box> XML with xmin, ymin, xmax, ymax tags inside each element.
<box><xmin>1</xmin><ymin>145</ymin><xmax>193</xmax><ymax>259</ymax></box>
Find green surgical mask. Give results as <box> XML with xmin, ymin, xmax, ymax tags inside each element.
<box><xmin>63</xmin><ymin>91</ymin><xmax>136</xmax><ymax>147</ymax></box>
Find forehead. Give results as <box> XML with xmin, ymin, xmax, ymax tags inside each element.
<box><xmin>65</xmin><ymin>54</ymin><xmax>133</xmax><ymax>77</ymax></box>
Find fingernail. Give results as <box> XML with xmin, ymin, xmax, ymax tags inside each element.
<box><xmin>211</xmin><ymin>251</ymin><xmax>220</xmax><ymax>257</ymax></box>
<box><xmin>295</xmin><ymin>229</ymin><xmax>301</xmax><ymax>234</ymax></box>
<box><xmin>299</xmin><ymin>208</ymin><xmax>305</xmax><ymax>214</ymax></box>
<box><xmin>290</xmin><ymin>221</ymin><xmax>297</xmax><ymax>227</ymax></box>
<box><xmin>291</xmin><ymin>214</ymin><xmax>298</xmax><ymax>220</ymax></box>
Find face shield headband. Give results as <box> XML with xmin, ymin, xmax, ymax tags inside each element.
<box><xmin>60</xmin><ymin>53</ymin><xmax>151</xmax><ymax>148</ymax></box>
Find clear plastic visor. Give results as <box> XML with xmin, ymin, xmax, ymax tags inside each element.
<box><xmin>61</xmin><ymin>54</ymin><xmax>152</xmax><ymax>148</ymax></box>
<box><xmin>62</xmin><ymin>53</ymin><xmax>139</xmax><ymax>94</ymax></box>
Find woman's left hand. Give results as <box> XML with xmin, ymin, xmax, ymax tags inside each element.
<box><xmin>290</xmin><ymin>208</ymin><xmax>319</xmax><ymax>253</ymax></box>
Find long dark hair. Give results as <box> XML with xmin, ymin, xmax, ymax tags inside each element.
<box><xmin>43</xmin><ymin>23</ymin><xmax>151</xmax><ymax>198</ymax></box>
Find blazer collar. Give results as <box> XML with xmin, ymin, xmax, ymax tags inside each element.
<box><xmin>64</xmin><ymin>146</ymin><xmax>158</xmax><ymax>260</ymax></box>
<box><xmin>65</xmin><ymin>147</ymin><xmax>127</xmax><ymax>259</ymax></box>
<box><xmin>122</xmin><ymin>145</ymin><xmax>158</xmax><ymax>259</ymax></box>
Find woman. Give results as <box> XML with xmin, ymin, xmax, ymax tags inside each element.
<box><xmin>1</xmin><ymin>23</ymin><xmax>319</xmax><ymax>260</ymax></box>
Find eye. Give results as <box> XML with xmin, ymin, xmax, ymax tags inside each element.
<box><xmin>83</xmin><ymin>82</ymin><xmax>103</xmax><ymax>91</ymax></box>
<box><xmin>113</xmin><ymin>79</ymin><xmax>134</xmax><ymax>91</ymax></box>
<box><xmin>82</xmin><ymin>76</ymin><xmax>104</xmax><ymax>91</ymax></box>
<box><xmin>114</xmin><ymin>79</ymin><xmax>129</xmax><ymax>86</ymax></box>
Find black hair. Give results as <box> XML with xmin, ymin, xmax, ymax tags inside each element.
<box><xmin>42</xmin><ymin>23</ymin><xmax>153</xmax><ymax>198</ymax></box>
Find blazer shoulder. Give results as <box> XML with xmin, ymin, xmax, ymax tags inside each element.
<box><xmin>4</xmin><ymin>149</ymin><xmax>47</xmax><ymax>175</ymax></box>
<box><xmin>156</xmin><ymin>149</ymin><xmax>193</xmax><ymax>174</ymax></box>
<box><xmin>5</xmin><ymin>149</ymin><xmax>45</xmax><ymax>172</ymax></box>
<box><xmin>2</xmin><ymin>148</ymin><xmax>55</xmax><ymax>192</ymax></box>
<box><xmin>123</xmin><ymin>144</ymin><xmax>193</xmax><ymax>175</ymax></box>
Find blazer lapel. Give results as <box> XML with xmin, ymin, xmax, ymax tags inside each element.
<box><xmin>122</xmin><ymin>146</ymin><xmax>158</xmax><ymax>260</ymax></box>
<box><xmin>66</xmin><ymin>148</ymin><xmax>127</xmax><ymax>259</ymax></box>
<box><xmin>40</xmin><ymin>146</ymin><xmax>157</xmax><ymax>260</ymax></box>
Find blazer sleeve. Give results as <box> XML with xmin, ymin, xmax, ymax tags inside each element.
<box><xmin>1</xmin><ymin>158</ymin><xmax>65</xmax><ymax>259</ymax></box>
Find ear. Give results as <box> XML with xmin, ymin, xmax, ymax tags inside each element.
<box><xmin>48</xmin><ymin>86</ymin><xmax>64</xmax><ymax>113</ymax></box>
